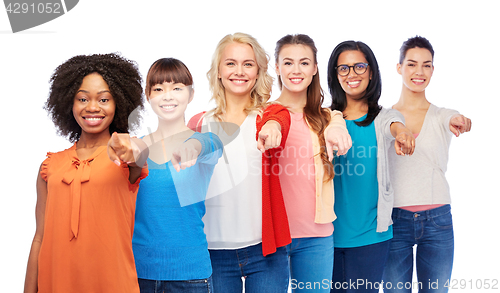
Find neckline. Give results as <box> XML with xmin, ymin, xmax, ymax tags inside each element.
<box><xmin>414</xmin><ymin>104</ymin><xmax>433</xmax><ymax>141</ymax></box>
<box><xmin>71</xmin><ymin>143</ymin><xmax>107</xmax><ymax>161</ymax></box>
<box><xmin>210</xmin><ymin>113</ymin><xmax>253</xmax><ymax>137</ymax></box>
<box><xmin>290</xmin><ymin>112</ymin><xmax>304</xmax><ymax>121</ymax></box>
<box><xmin>147</xmin><ymin>157</ymin><xmax>171</xmax><ymax>167</ymax></box>
<box><xmin>346</xmin><ymin>113</ymin><xmax>368</xmax><ymax>122</ymax></box>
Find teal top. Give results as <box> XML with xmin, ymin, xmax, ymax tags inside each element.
<box><xmin>333</xmin><ymin>114</ymin><xmax>392</xmax><ymax>248</ymax></box>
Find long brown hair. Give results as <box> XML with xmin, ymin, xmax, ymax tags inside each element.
<box><xmin>275</xmin><ymin>34</ymin><xmax>334</xmax><ymax>180</ymax></box>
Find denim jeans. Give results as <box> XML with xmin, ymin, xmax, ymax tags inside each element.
<box><xmin>331</xmin><ymin>239</ymin><xmax>391</xmax><ymax>293</ymax></box>
<box><xmin>382</xmin><ymin>205</ymin><xmax>454</xmax><ymax>293</ymax></box>
<box><xmin>287</xmin><ymin>234</ymin><xmax>334</xmax><ymax>292</ymax></box>
<box><xmin>208</xmin><ymin>243</ymin><xmax>289</xmax><ymax>293</ymax></box>
<box><xmin>138</xmin><ymin>276</ymin><xmax>213</xmax><ymax>293</ymax></box>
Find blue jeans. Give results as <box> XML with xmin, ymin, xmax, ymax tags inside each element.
<box><xmin>382</xmin><ymin>205</ymin><xmax>454</xmax><ymax>293</ymax></box>
<box><xmin>209</xmin><ymin>243</ymin><xmax>289</xmax><ymax>293</ymax></box>
<box><xmin>138</xmin><ymin>276</ymin><xmax>213</xmax><ymax>293</ymax></box>
<box><xmin>331</xmin><ymin>239</ymin><xmax>391</xmax><ymax>293</ymax></box>
<box><xmin>288</xmin><ymin>235</ymin><xmax>334</xmax><ymax>292</ymax></box>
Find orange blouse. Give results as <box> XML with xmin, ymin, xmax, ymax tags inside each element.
<box><xmin>38</xmin><ymin>143</ymin><xmax>147</xmax><ymax>293</ymax></box>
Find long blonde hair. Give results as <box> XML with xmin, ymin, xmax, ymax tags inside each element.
<box><xmin>207</xmin><ymin>32</ymin><xmax>273</xmax><ymax>121</ymax></box>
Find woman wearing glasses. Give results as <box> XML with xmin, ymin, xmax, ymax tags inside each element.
<box><xmin>326</xmin><ymin>41</ymin><xmax>415</xmax><ymax>293</ymax></box>
<box><xmin>382</xmin><ymin>36</ymin><xmax>471</xmax><ymax>293</ymax></box>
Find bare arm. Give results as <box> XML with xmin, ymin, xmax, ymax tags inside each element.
<box><xmin>127</xmin><ymin>137</ymin><xmax>149</xmax><ymax>183</ymax></box>
<box><xmin>324</xmin><ymin>109</ymin><xmax>352</xmax><ymax>159</ymax></box>
<box><xmin>24</xmin><ymin>165</ymin><xmax>48</xmax><ymax>293</ymax></box>
<box><xmin>390</xmin><ymin>122</ymin><xmax>415</xmax><ymax>156</ymax></box>
<box><xmin>107</xmin><ymin>133</ymin><xmax>149</xmax><ymax>184</ymax></box>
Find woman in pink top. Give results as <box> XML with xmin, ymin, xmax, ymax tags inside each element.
<box><xmin>383</xmin><ymin>36</ymin><xmax>471</xmax><ymax>293</ymax></box>
<box><xmin>274</xmin><ymin>34</ymin><xmax>351</xmax><ymax>293</ymax></box>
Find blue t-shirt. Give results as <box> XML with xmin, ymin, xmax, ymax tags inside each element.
<box><xmin>333</xmin><ymin>114</ymin><xmax>392</xmax><ymax>248</ymax></box>
<box><xmin>133</xmin><ymin>132</ymin><xmax>223</xmax><ymax>280</ymax></box>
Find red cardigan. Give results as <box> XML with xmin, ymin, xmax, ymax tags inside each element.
<box><xmin>187</xmin><ymin>104</ymin><xmax>291</xmax><ymax>256</ymax></box>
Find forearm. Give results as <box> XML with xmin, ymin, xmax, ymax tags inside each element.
<box><xmin>128</xmin><ymin>166</ymin><xmax>145</xmax><ymax>184</ymax></box>
<box><xmin>131</xmin><ymin>137</ymin><xmax>149</xmax><ymax>168</ymax></box>
<box><xmin>390</xmin><ymin>121</ymin><xmax>407</xmax><ymax>138</ymax></box>
<box><xmin>26</xmin><ymin>170</ymin><xmax>47</xmax><ymax>292</ymax></box>
<box><xmin>263</xmin><ymin>120</ymin><xmax>281</xmax><ymax>133</ymax></box>
<box><xmin>24</xmin><ymin>237</ymin><xmax>42</xmax><ymax>293</ymax></box>
<box><xmin>330</xmin><ymin>109</ymin><xmax>347</xmax><ymax>127</ymax></box>
<box><xmin>325</xmin><ymin>109</ymin><xmax>347</xmax><ymax>134</ymax></box>
<box><xmin>127</xmin><ymin>137</ymin><xmax>149</xmax><ymax>184</ymax></box>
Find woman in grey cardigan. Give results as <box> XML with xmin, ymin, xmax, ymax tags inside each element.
<box><xmin>326</xmin><ymin>40</ymin><xmax>415</xmax><ymax>293</ymax></box>
<box><xmin>383</xmin><ymin>36</ymin><xmax>471</xmax><ymax>293</ymax></box>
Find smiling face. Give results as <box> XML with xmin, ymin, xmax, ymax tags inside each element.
<box><xmin>72</xmin><ymin>73</ymin><xmax>115</xmax><ymax>137</ymax></box>
<box><xmin>398</xmin><ymin>47</ymin><xmax>434</xmax><ymax>93</ymax></box>
<box><xmin>218</xmin><ymin>42</ymin><xmax>259</xmax><ymax>99</ymax></box>
<box><xmin>276</xmin><ymin>44</ymin><xmax>317</xmax><ymax>95</ymax></box>
<box><xmin>337</xmin><ymin>50</ymin><xmax>372</xmax><ymax>101</ymax></box>
<box><xmin>148</xmin><ymin>81</ymin><xmax>193</xmax><ymax>122</ymax></box>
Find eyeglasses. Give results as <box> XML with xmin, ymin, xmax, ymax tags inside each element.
<box><xmin>335</xmin><ymin>63</ymin><xmax>369</xmax><ymax>76</ymax></box>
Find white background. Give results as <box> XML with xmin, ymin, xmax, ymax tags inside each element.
<box><xmin>0</xmin><ymin>1</ymin><xmax>497</xmax><ymax>292</ymax></box>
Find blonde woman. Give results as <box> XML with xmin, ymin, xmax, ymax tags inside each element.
<box><xmin>188</xmin><ymin>32</ymin><xmax>291</xmax><ymax>293</ymax></box>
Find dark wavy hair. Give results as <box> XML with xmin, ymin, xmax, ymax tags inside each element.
<box><xmin>275</xmin><ymin>34</ymin><xmax>334</xmax><ymax>180</ymax></box>
<box><xmin>45</xmin><ymin>53</ymin><xmax>144</xmax><ymax>142</ymax></box>
<box><xmin>399</xmin><ymin>35</ymin><xmax>434</xmax><ymax>64</ymax></box>
<box><xmin>327</xmin><ymin>41</ymin><xmax>382</xmax><ymax>127</ymax></box>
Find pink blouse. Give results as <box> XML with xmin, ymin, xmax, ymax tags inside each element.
<box><xmin>279</xmin><ymin>112</ymin><xmax>333</xmax><ymax>238</ymax></box>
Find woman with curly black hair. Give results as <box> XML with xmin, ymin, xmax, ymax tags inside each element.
<box><xmin>44</xmin><ymin>53</ymin><xmax>144</xmax><ymax>142</ymax></box>
<box><xmin>24</xmin><ymin>53</ymin><xmax>148</xmax><ymax>293</ymax></box>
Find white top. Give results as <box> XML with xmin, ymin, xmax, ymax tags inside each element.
<box><xmin>198</xmin><ymin>113</ymin><xmax>263</xmax><ymax>249</ymax></box>
<box><xmin>389</xmin><ymin>104</ymin><xmax>459</xmax><ymax>207</ymax></box>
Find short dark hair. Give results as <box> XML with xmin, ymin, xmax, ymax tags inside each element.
<box><xmin>45</xmin><ymin>53</ymin><xmax>144</xmax><ymax>142</ymax></box>
<box><xmin>399</xmin><ymin>35</ymin><xmax>434</xmax><ymax>64</ymax></box>
<box><xmin>145</xmin><ymin>58</ymin><xmax>194</xmax><ymax>99</ymax></box>
<box><xmin>327</xmin><ymin>41</ymin><xmax>382</xmax><ymax>126</ymax></box>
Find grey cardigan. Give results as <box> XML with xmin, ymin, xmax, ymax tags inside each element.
<box><xmin>389</xmin><ymin>104</ymin><xmax>458</xmax><ymax>207</ymax></box>
<box><xmin>374</xmin><ymin>107</ymin><xmax>405</xmax><ymax>232</ymax></box>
